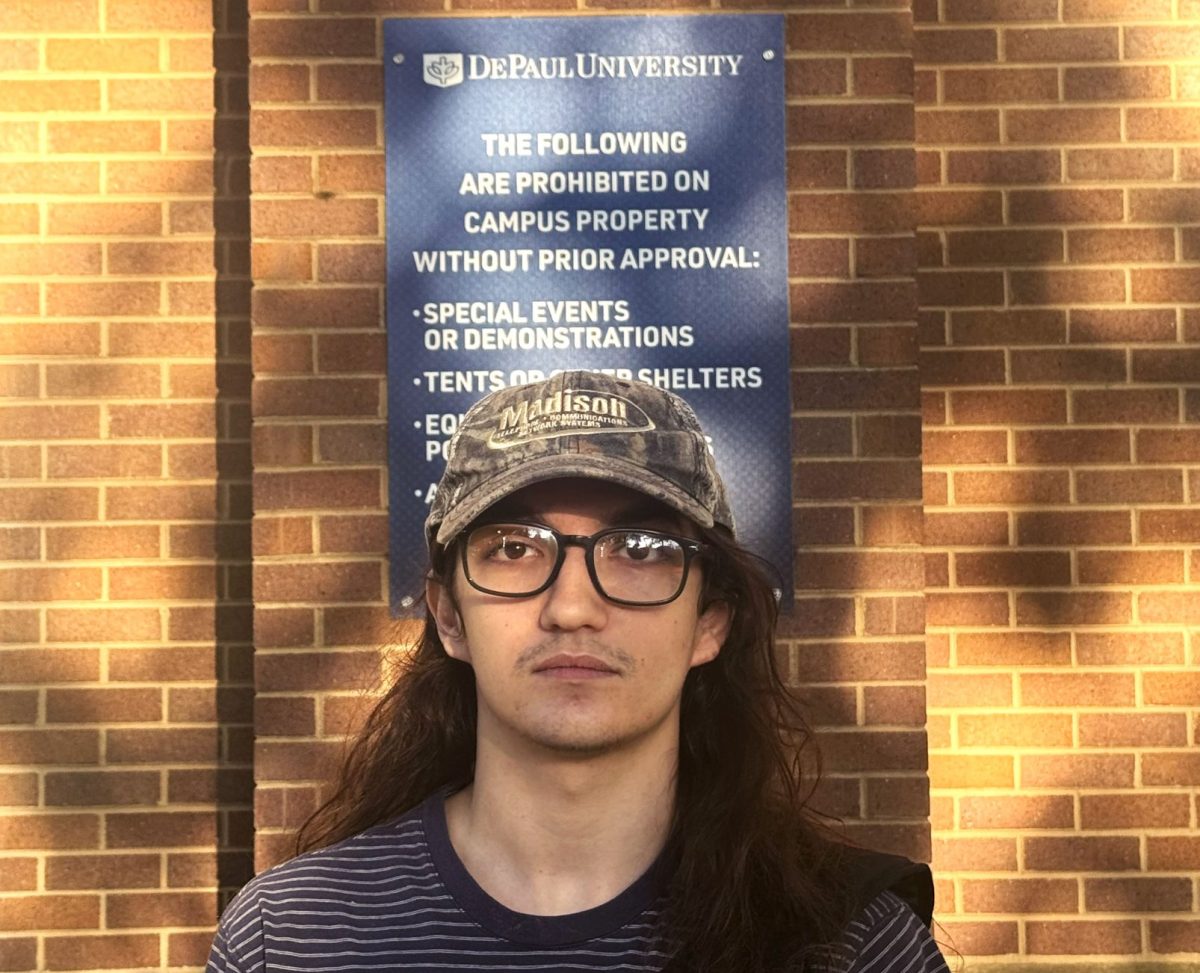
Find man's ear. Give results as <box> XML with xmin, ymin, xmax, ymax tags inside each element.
<box><xmin>689</xmin><ymin>600</ymin><xmax>731</xmax><ymax>669</ymax></box>
<box><xmin>426</xmin><ymin>577</ymin><xmax>470</xmax><ymax>663</ymax></box>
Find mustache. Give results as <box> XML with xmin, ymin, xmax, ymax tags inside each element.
<box><xmin>515</xmin><ymin>638</ymin><xmax>636</xmax><ymax>673</ymax></box>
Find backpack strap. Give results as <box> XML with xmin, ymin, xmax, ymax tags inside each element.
<box><xmin>833</xmin><ymin>844</ymin><xmax>935</xmax><ymax>928</ymax></box>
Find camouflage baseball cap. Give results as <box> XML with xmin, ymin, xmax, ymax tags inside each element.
<box><xmin>425</xmin><ymin>370</ymin><xmax>734</xmax><ymax>547</ymax></box>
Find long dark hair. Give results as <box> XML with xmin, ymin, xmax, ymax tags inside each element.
<box><xmin>297</xmin><ymin>527</ymin><xmax>857</xmax><ymax>971</ymax></box>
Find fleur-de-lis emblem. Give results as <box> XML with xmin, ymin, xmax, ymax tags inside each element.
<box><xmin>423</xmin><ymin>53</ymin><xmax>464</xmax><ymax>88</ymax></box>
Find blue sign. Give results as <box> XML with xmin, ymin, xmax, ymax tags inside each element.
<box><xmin>384</xmin><ymin>14</ymin><xmax>792</xmax><ymax>610</ymax></box>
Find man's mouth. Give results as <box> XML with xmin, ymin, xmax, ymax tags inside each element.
<box><xmin>532</xmin><ymin>653</ymin><xmax>619</xmax><ymax>679</ymax></box>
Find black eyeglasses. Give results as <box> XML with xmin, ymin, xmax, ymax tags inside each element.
<box><xmin>460</xmin><ymin>522</ymin><xmax>707</xmax><ymax>606</ymax></box>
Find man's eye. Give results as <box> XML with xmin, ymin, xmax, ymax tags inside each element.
<box><xmin>499</xmin><ymin>539</ymin><xmax>530</xmax><ymax>560</ymax></box>
<box><xmin>613</xmin><ymin>533</ymin><xmax>667</xmax><ymax>560</ymax></box>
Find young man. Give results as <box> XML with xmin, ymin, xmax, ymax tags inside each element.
<box><xmin>207</xmin><ymin>371</ymin><xmax>949</xmax><ymax>972</ymax></box>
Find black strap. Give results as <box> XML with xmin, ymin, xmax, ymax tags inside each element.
<box><xmin>834</xmin><ymin>845</ymin><xmax>935</xmax><ymax>928</ymax></box>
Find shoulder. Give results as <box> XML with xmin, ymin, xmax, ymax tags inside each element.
<box><xmin>838</xmin><ymin>891</ymin><xmax>950</xmax><ymax>973</ymax></box>
<box><xmin>214</xmin><ymin>811</ymin><xmax>429</xmax><ymax>947</ymax></box>
<box><xmin>229</xmin><ymin>812</ymin><xmax>425</xmax><ymax>908</ymax></box>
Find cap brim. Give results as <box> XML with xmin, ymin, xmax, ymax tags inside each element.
<box><xmin>430</xmin><ymin>453</ymin><xmax>716</xmax><ymax>546</ymax></box>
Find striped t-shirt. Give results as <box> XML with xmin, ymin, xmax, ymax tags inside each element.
<box><xmin>206</xmin><ymin>795</ymin><xmax>949</xmax><ymax>973</ymax></box>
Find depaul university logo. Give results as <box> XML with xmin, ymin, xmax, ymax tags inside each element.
<box><xmin>423</xmin><ymin>53</ymin><xmax>463</xmax><ymax>87</ymax></box>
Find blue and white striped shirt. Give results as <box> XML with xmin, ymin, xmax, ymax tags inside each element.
<box><xmin>206</xmin><ymin>796</ymin><xmax>948</xmax><ymax>973</ymax></box>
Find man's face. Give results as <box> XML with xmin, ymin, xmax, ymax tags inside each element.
<box><xmin>427</xmin><ymin>478</ymin><xmax>730</xmax><ymax>758</ymax></box>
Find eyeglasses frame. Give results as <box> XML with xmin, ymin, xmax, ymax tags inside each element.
<box><xmin>459</xmin><ymin>521</ymin><xmax>709</xmax><ymax>607</ymax></box>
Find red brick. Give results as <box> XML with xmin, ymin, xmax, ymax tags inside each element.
<box><xmin>249</xmin><ymin>17</ymin><xmax>376</xmax><ymax>57</ymax></box>
<box><xmin>1027</xmin><ymin>920</ymin><xmax>1140</xmax><ymax>955</ymax></box>
<box><xmin>786</xmin><ymin>12</ymin><xmax>911</xmax><ymax>52</ymax></box>
<box><xmin>106</xmin><ymin>891</ymin><xmax>217</xmax><ymax>929</ymax></box>
<box><xmin>0</xmin><ymin>815</ymin><xmax>99</xmax><ymax>852</ymax></box>
<box><xmin>107</xmin><ymin>403</ymin><xmax>214</xmax><ymax>439</ymax></box>
<box><xmin>946</xmin><ymin>229</ymin><xmax>1062</xmax><ymax>267</ymax></box>
<box><xmin>1011</xmin><ymin>268</ymin><xmax>1126</xmax><ymax>304</ymax></box>
<box><xmin>1133</xmin><ymin>268</ymin><xmax>1200</xmax><ymax>304</ymax></box>
<box><xmin>1125</xmin><ymin>24</ymin><xmax>1200</xmax><ymax>59</ymax></box>
<box><xmin>915</xmin><ymin>109</ymin><xmax>1000</xmax><ymax>145</ymax></box>
<box><xmin>1068</xmin><ymin>227</ymin><xmax>1175</xmax><ymax>265</ymax></box>
<box><xmin>790</xmin><ymin>191</ymin><xmax>913</xmax><ymax>233</ymax></box>
<box><xmin>955</xmin><ymin>631</ymin><xmax>1069</xmax><ymax>667</ymax></box>
<box><xmin>923</xmin><ymin>512</ymin><xmax>1008</xmax><ymax>549</ymax></box>
<box><xmin>0</xmin><ymin>446</ymin><xmax>41</xmax><ymax>480</ymax></box>
<box><xmin>916</xmin><ymin>187</ymin><xmax>1003</xmax><ymax>225</ymax></box>
<box><xmin>943</xmin><ymin>0</ymin><xmax>1057</xmax><ymax>18</ymax></box>
<box><xmin>1066</xmin><ymin>147</ymin><xmax>1173</xmax><ymax>182</ymax></box>
<box><xmin>251</xmin><ymin>108</ymin><xmax>378</xmax><ymax>149</ymax></box>
<box><xmin>0</xmin><ymin>405</ymin><xmax>100</xmax><ymax>441</ymax></box>
<box><xmin>1063</xmin><ymin>0</ymin><xmax>1172</xmax><ymax>16</ymax></box>
<box><xmin>957</xmin><ymin>550</ymin><xmax>1071</xmax><ymax>587</ymax></box>
<box><xmin>106</xmin><ymin>485</ymin><xmax>216</xmax><ymax>522</ymax></box>
<box><xmin>45</xmin><ymin>688</ymin><xmax>162</xmax><ymax>724</ymax></box>
<box><xmin>933</xmin><ymin>920</ymin><xmax>1017</xmax><ymax>956</ymax></box>
<box><xmin>960</xmin><ymin>795</ymin><xmax>1074</xmax><ymax>830</ymax></box>
<box><xmin>1150</xmin><ymin>920</ymin><xmax>1200</xmax><ymax>954</ymax></box>
<box><xmin>954</xmin><ymin>470</ymin><xmax>1069</xmax><ymax>505</ymax></box>
<box><xmin>963</xmin><ymin>878</ymin><xmax>1079</xmax><ymax>914</ymax></box>
<box><xmin>106</xmin><ymin>812</ymin><xmax>215</xmax><ymax>849</ymax></box>
<box><xmin>1139</xmin><ymin>509</ymin><xmax>1200</xmax><ymax>544</ymax></box>
<box><xmin>0</xmin><ymin>894</ymin><xmax>100</xmax><ymax>931</ymax></box>
<box><xmin>1016</xmin><ymin>591</ymin><xmax>1131</xmax><ymax>626</ymax></box>
<box><xmin>0</xmin><ymin>528</ymin><xmax>38</xmax><ymax>561</ymax></box>
<box><xmin>929</xmin><ymin>753</ymin><xmax>1015</xmax><ymax>790</ymax></box>
<box><xmin>1026</xmin><ymin>836</ymin><xmax>1138</xmax><ymax>874</ymax></box>
<box><xmin>318</xmin><ymin>514</ymin><xmax>387</xmax><ymax>555</ymax></box>
<box><xmin>1076</xmin><ymin>469</ymin><xmax>1183</xmax><ymax>504</ymax></box>
<box><xmin>43</xmin><ymin>933</ymin><xmax>160</xmax><ymax>970</ymax></box>
<box><xmin>945</xmin><ymin>67</ymin><xmax>1058</xmax><ymax>104</ymax></box>
<box><xmin>1147</xmin><ymin>837</ymin><xmax>1200</xmax><ymax>871</ymax></box>
<box><xmin>950</xmin><ymin>309</ymin><xmax>1065</xmax><ymax>352</ymax></box>
<box><xmin>0</xmin><ymin>690</ymin><xmax>37</xmax><ymax>726</ymax></box>
<box><xmin>960</xmin><ymin>713</ymin><xmax>1073</xmax><ymax>749</ymax></box>
<box><xmin>925</xmin><ymin>592</ymin><xmax>1010</xmax><ymax>627</ymax></box>
<box><xmin>1078</xmin><ymin>549</ymin><xmax>1184</xmax><ymax>585</ymax></box>
<box><xmin>1085</xmin><ymin>878</ymin><xmax>1192</xmax><ymax>914</ymax></box>
<box><xmin>1012</xmin><ymin>347</ymin><xmax>1123</xmax><ymax>381</ymax></box>
<box><xmin>1079</xmin><ymin>713</ymin><xmax>1186</xmax><ymax>749</ymax></box>
<box><xmin>0</xmin><ymin>857</ymin><xmax>37</xmax><ymax>891</ymax></box>
<box><xmin>249</xmin><ymin>62</ymin><xmax>310</xmax><ymax>103</ymax></box>
<box><xmin>0</xmin><ymin>568</ymin><xmax>102</xmax><ymax>603</ymax></box>
<box><xmin>1074</xmin><ymin>389</ymin><xmax>1178</xmax><ymax>425</ymax></box>
<box><xmin>1079</xmin><ymin>633</ymin><xmax>1185</xmax><ymax>670</ymax></box>
<box><xmin>1130</xmin><ymin>187</ymin><xmax>1200</xmax><ymax>224</ymax></box>
<box><xmin>1016</xmin><ymin>511</ymin><xmax>1130</xmax><ymax>547</ymax></box>
<box><xmin>1022</xmin><ymin>672</ymin><xmax>1135</xmax><ymax>709</ymax></box>
<box><xmin>1065</xmin><ymin>65</ymin><xmax>1172</xmax><ymax>103</ymax></box>
<box><xmin>1081</xmin><ymin>793</ymin><xmax>1190</xmax><ymax>830</ymax></box>
<box><xmin>108</xmin><ymin>565</ymin><xmax>216</xmax><ymax>601</ymax></box>
<box><xmin>0</xmin><ymin>0</ymin><xmax>99</xmax><ymax>30</ymax></box>
<box><xmin>858</xmin><ymin>414</ymin><xmax>921</xmax><ymax>458</ymax></box>
<box><xmin>253</xmin><ymin>516</ymin><xmax>313</xmax><ymax>557</ymax></box>
<box><xmin>793</xmin><ymin>459</ymin><xmax>921</xmax><ymax>502</ymax></box>
<box><xmin>1021</xmin><ymin>754</ymin><xmax>1135</xmax><ymax>789</ymax></box>
<box><xmin>1143</xmin><ymin>753</ymin><xmax>1200</xmax><ymax>787</ymax></box>
<box><xmin>1014</xmin><ymin>428</ymin><xmax>1130</xmax><ymax>464</ymax></box>
<box><xmin>257</xmin><ymin>196</ymin><xmax>381</xmax><ymax>238</ymax></box>
<box><xmin>44</xmin><ymin>771</ymin><xmax>160</xmax><ymax>807</ymax></box>
<box><xmin>853</xmin><ymin>58</ymin><xmax>912</xmax><ymax>99</ymax></box>
<box><xmin>949</xmin><ymin>389</ymin><xmax>1066</xmax><ymax>424</ymax></box>
<box><xmin>0</xmin><ymin>243</ymin><xmax>102</xmax><ymax>278</ymax></box>
<box><xmin>914</xmin><ymin>28</ymin><xmax>997</xmax><ymax>63</ymax></box>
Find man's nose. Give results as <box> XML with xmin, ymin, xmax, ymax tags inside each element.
<box><xmin>539</xmin><ymin>547</ymin><xmax>608</xmax><ymax>630</ymax></box>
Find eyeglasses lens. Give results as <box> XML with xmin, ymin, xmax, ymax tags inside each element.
<box><xmin>464</xmin><ymin>525</ymin><xmax>688</xmax><ymax>604</ymax></box>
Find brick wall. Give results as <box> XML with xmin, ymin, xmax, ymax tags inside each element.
<box><xmin>0</xmin><ymin>0</ymin><xmax>252</xmax><ymax>969</ymax></box>
<box><xmin>916</xmin><ymin>1</ymin><xmax>1200</xmax><ymax>965</ymax></box>
<box><xmin>245</xmin><ymin>0</ymin><xmax>932</xmax><ymax>872</ymax></box>
<box><xmin>3</xmin><ymin>0</ymin><xmax>1198</xmax><ymax>971</ymax></box>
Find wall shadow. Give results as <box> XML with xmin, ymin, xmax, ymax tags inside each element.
<box><xmin>212</xmin><ymin>0</ymin><xmax>256</xmax><ymax>906</ymax></box>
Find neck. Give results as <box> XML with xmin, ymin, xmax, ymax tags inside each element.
<box><xmin>445</xmin><ymin>723</ymin><xmax>679</xmax><ymax>916</ymax></box>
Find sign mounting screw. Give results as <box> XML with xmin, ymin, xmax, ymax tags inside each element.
<box><xmin>393</xmin><ymin>53</ymin><xmax>405</xmax><ymax>64</ymax></box>
<box><xmin>762</xmin><ymin>49</ymin><xmax>775</xmax><ymax>61</ymax></box>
